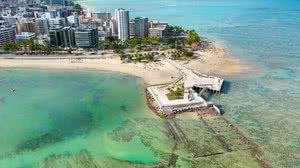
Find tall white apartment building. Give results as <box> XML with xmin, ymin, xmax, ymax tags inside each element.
<box><xmin>36</xmin><ymin>18</ymin><xmax>49</xmax><ymax>35</ymax></box>
<box><xmin>115</xmin><ymin>8</ymin><xmax>129</xmax><ymax>41</ymax></box>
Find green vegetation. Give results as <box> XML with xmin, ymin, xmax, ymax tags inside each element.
<box><xmin>127</xmin><ymin>52</ymin><xmax>156</xmax><ymax>63</ymax></box>
<box><xmin>186</xmin><ymin>30</ymin><xmax>201</xmax><ymax>45</ymax></box>
<box><xmin>166</xmin><ymin>80</ymin><xmax>184</xmax><ymax>100</ymax></box>
<box><xmin>1</xmin><ymin>24</ymin><xmax>202</xmax><ymax>60</ymax></box>
<box><xmin>113</xmin><ymin>49</ymin><xmax>126</xmax><ymax>60</ymax></box>
<box><xmin>73</xmin><ymin>4</ymin><xmax>82</xmax><ymax>15</ymax></box>
<box><xmin>126</xmin><ymin>36</ymin><xmax>161</xmax><ymax>51</ymax></box>
<box><xmin>98</xmin><ymin>25</ymin><xmax>202</xmax><ymax>51</ymax></box>
<box><xmin>3</xmin><ymin>42</ymin><xmax>19</xmax><ymax>52</ymax></box>
<box><xmin>167</xmin><ymin>25</ymin><xmax>186</xmax><ymax>36</ymax></box>
<box><xmin>97</xmin><ymin>26</ymin><xmax>200</xmax><ymax>62</ymax></box>
<box><xmin>2</xmin><ymin>39</ymin><xmax>54</xmax><ymax>54</ymax></box>
<box><xmin>99</xmin><ymin>37</ymin><xmax>126</xmax><ymax>50</ymax></box>
<box><xmin>170</xmin><ymin>48</ymin><xmax>194</xmax><ymax>60</ymax></box>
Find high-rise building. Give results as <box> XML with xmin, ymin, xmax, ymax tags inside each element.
<box><xmin>129</xmin><ymin>21</ymin><xmax>135</xmax><ymax>38</ymax></box>
<box><xmin>134</xmin><ymin>17</ymin><xmax>149</xmax><ymax>38</ymax></box>
<box><xmin>75</xmin><ymin>27</ymin><xmax>98</xmax><ymax>48</ymax></box>
<box><xmin>49</xmin><ymin>26</ymin><xmax>75</xmax><ymax>48</ymax></box>
<box><xmin>49</xmin><ymin>17</ymin><xmax>66</xmax><ymax>29</ymax></box>
<box><xmin>62</xmin><ymin>26</ymin><xmax>76</xmax><ymax>47</ymax></box>
<box><xmin>49</xmin><ymin>27</ymin><xmax>64</xmax><ymax>46</ymax></box>
<box><xmin>49</xmin><ymin>0</ymin><xmax>65</xmax><ymax>6</ymax></box>
<box><xmin>92</xmin><ymin>12</ymin><xmax>111</xmax><ymax>22</ymax></box>
<box><xmin>115</xmin><ymin>8</ymin><xmax>129</xmax><ymax>41</ymax></box>
<box><xmin>0</xmin><ymin>20</ymin><xmax>10</xmax><ymax>26</ymax></box>
<box><xmin>16</xmin><ymin>19</ymin><xmax>37</xmax><ymax>33</ymax></box>
<box><xmin>36</xmin><ymin>18</ymin><xmax>49</xmax><ymax>35</ymax></box>
<box><xmin>16</xmin><ymin>32</ymin><xmax>36</xmax><ymax>41</ymax></box>
<box><xmin>44</xmin><ymin>11</ymin><xmax>57</xmax><ymax>19</ymax></box>
<box><xmin>109</xmin><ymin>18</ymin><xmax>118</xmax><ymax>37</ymax></box>
<box><xmin>2</xmin><ymin>16</ymin><xmax>18</xmax><ymax>25</ymax></box>
<box><xmin>0</xmin><ymin>25</ymin><xmax>16</xmax><ymax>47</ymax></box>
<box><xmin>67</xmin><ymin>15</ymin><xmax>80</xmax><ymax>27</ymax></box>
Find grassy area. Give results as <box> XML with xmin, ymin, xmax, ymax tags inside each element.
<box><xmin>166</xmin><ymin>80</ymin><xmax>184</xmax><ymax>100</ymax></box>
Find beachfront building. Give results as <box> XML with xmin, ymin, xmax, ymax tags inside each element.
<box><xmin>134</xmin><ymin>17</ymin><xmax>149</xmax><ymax>38</ymax></box>
<box><xmin>149</xmin><ymin>21</ymin><xmax>168</xmax><ymax>38</ymax></box>
<box><xmin>15</xmin><ymin>32</ymin><xmax>36</xmax><ymax>41</ymax></box>
<box><xmin>49</xmin><ymin>26</ymin><xmax>75</xmax><ymax>48</ymax></box>
<box><xmin>0</xmin><ymin>25</ymin><xmax>16</xmax><ymax>47</ymax></box>
<box><xmin>16</xmin><ymin>19</ymin><xmax>37</xmax><ymax>33</ymax></box>
<box><xmin>62</xmin><ymin>27</ymin><xmax>76</xmax><ymax>48</ymax></box>
<box><xmin>115</xmin><ymin>8</ymin><xmax>129</xmax><ymax>41</ymax></box>
<box><xmin>49</xmin><ymin>27</ymin><xmax>64</xmax><ymax>46</ymax></box>
<box><xmin>129</xmin><ymin>20</ymin><xmax>135</xmax><ymax>38</ymax></box>
<box><xmin>36</xmin><ymin>18</ymin><xmax>49</xmax><ymax>35</ymax></box>
<box><xmin>109</xmin><ymin>18</ymin><xmax>118</xmax><ymax>37</ymax></box>
<box><xmin>149</xmin><ymin>25</ymin><xmax>167</xmax><ymax>38</ymax></box>
<box><xmin>74</xmin><ymin>27</ymin><xmax>98</xmax><ymax>48</ymax></box>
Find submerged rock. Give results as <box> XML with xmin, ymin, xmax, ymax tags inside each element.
<box><xmin>16</xmin><ymin>132</ymin><xmax>63</xmax><ymax>153</ymax></box>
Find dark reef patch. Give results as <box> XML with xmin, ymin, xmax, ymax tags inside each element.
<box><xmin>16</xmin><ymin>132</ymin><xmax>63</xmax><ymax>153</ymax></box>
<box><xmin>120</xmin><ymin>105</ymin><xmax>128</xmax><ymax>112</ymax></box>
<box><xmin>0</xmin><ymin>96</ymin><xmax>6</xmax><ymax>103</ymax></box>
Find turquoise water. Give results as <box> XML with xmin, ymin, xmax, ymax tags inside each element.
<box><xmin>0</xmin><ymin>69</ymin><xmax>161</xmax><ymax>167</ymax></box>
<box><xmin>0</xmin><ymin>69</ymin><xmax>262</xmax><ymax>168</ymax></box>
<box><xmin>83</xmin><ymin>0</ymin><xmax>300</xmax><ymax>167</ymax></box>
<box><xmin>1</xmin><ymin>0</ymin><xmax>300</xmax><ymax>167</ymax></box>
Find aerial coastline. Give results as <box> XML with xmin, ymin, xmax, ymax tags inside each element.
<box><xmin>1</xmin><ymin>0</ymin><xmax>300</xmax><ymax>167</ymax></box>
<box><xmin>0</xmin><ymin>1</ymin><xmax>270</xmax><ymax>167</ymax></box>
<box><xmin>0</xmin><ymin>42</ymin><xmax>249</xmax><ymax>85</ymax></box>
<box><xmin>0</xmin><ymin>12</ymin><xmax>250</xmax><ymax>117</ymax></box>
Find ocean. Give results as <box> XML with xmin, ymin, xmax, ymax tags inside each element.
<box><xmin>0</xmin><ymin>0</ymin><xmax>300</xmax><ymax>167</ymax></box>
<box><xmin>82</xmin><ymin>0</ymin><xmax>300</xmax><ymax>167</ymax></box>
<box><xmin>0</xmin><ymin>70</ymin><xmax>162</xmax><ymax>167</ymax></box>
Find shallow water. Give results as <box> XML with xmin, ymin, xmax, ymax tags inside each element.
<box><xmin>0</xmin><ymin>69</ymin><xmax>159</xmax><ymax>167</ymax></box>
<box><xmin>82</xmin><ymin>0</ymin><xmax>300</xmax><ymax>167</ymax></box>
<box><xmin>0</xmin><ymin>69</ymin><xmax>263</xmax><ymax>168</ymax></box>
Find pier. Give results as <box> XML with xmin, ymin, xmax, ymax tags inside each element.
<box><xmin>147</xmin><ymin>59</ymin><xmax>224</xmax><ymax>117</ymax></box>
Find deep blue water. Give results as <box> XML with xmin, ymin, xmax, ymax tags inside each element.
<box><xmin>84</xmin><ymin>0</ymin><xmax>300</xmax><ymax>167</ymax></box>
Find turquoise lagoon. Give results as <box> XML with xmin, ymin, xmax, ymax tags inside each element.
<box><xmin>82</xmin><ymin>0</ymin><xmax>300</xmax><ymax>167</ymax></box>
<box><xmin>0</xmin><ymin>70</ymin><xmax>161</xmax><ymax>167</ymax></box>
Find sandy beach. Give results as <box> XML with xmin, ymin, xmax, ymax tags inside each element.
<box><xmin>0</xmin><ymin>43</ymin><xmax>249</xmax><ymax>85</ymax></box>
<box><xmin>183</xmin><ymin>43</ymin><xmax>251</xmax><ymax>77</ymax></box>
<box><xmin>0</xmin><ymin>57</ymin><xmax>182</xmax><ymax>86</ymax></box>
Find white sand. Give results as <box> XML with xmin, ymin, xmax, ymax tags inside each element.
<box><xmin>0</xmin><ymin>57</ymin><xmax>181</xmax><ymax>85</ymax></box>
<box><xmin>0</xmin><ymin>43</ymin><xmax>250</xmax><ymax>85</ymax></box>
<box><xmin>183</xmin><ymin>43</ymin><xmax>251</xmax><ymax>77</ymax></box>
